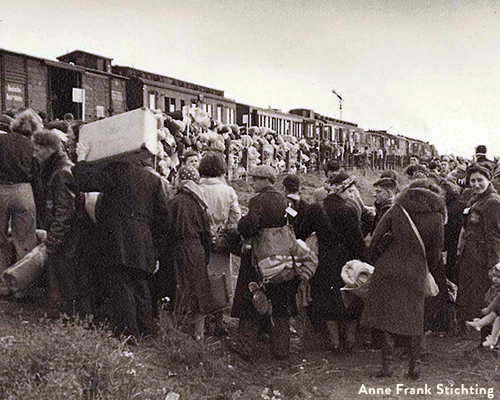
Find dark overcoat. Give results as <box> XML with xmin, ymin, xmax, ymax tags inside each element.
<box><xmin>37</xmin><ymin>152</ymin><xmax>84</xmax><ymax>304</ymax></box>
<box><xmin>73</xmin><ymin>161</ymin><xmax>169</xmax><ymax>274</ymax></box>
<box><xmin>167</xmin><ymin>187</ymin><xmax>215</xmax><ymax>315</ymax></box>
<box><xmin>231</xmin><ymin>185</ymin><xmax>299</xmax><ymax>320</ymax></box>
<box><xmin>361</xmin><ymin>187</ymin><xmax>446</xmax><ymax>336</ymax></box>
<box><xmin>296</xmin><ymin>194</ymin><xmax>365</xmax><ymax>326</ymax></box>
<box><xmin>456</xmin><ymin>184</ymin><xmax>500</xmax><ymax>321</ymax></box>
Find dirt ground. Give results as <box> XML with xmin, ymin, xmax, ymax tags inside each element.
<box><xmin>3</xmin><ymin>284</ymin><xmax>500</xmax><ymax>400</ymax></box>
<box><xmin>2</xmin><ymin>170</ymin><xmax>499</xmax><ymax>399</ymax></box>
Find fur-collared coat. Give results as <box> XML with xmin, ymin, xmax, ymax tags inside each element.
<box><xmin>361</xmin><ymin>187</ymin><xmax>446</xmax><ymax>336</ymax></box>
<box><xmin>457</xmin><ymin>184</ymin><xmax>500</xmax><ymax>322</ymax></box>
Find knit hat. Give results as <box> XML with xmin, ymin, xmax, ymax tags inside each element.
<box><xmin>178</xmin><ymin>165</ymin><xmax>200</xmax><ymax>183</ymax></box>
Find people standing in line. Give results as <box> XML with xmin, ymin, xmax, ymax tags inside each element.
<box><xmin>230</xmin><ymin>165</ymin><xmax>300</xmax><ymax>360</ymax></box>
<box><xmin>297</xmin><ymin>172</ymin><xmax>365</xmax><ymax>352</ymax></box>
<box><xmin>73</xmin><ymin>153</ymin><xmax>170</xmax><ymax>341</ymax></box>
<box><xmin>167</xmin><ymin>165</ymin><xmax>215</xmax><ymax>340</ymax></box>
<box><xmin>0</xmin><ymin>109</ymin><xmax>42</xmax><ymax>290</ymax></box>
<box><xmin>362</xmin><ymin>179</ymin><xmax>446</xmax><ymax>380</ymax></box>
<box><xmin>456</xmin><ymin>164</ymin><xmax>500</xmax><ymax>337</ymax></box>
<box><xmin>198</xmin><ymin>151</ymin><xmax>241</xmax><ymax>336</ymax></box>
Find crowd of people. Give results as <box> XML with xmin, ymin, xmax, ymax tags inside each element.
<box><xmin>2</xmin><ymin>107</ymin><xmax>500</xmax><ymax>381</ymax></box>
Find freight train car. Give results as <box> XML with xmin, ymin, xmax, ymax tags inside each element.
<box><xmin>112</xmin><ymin>65</ymin><xmax>237</xmax><ymax>125</ymax></box>
<box><xmin>0</xmin><ymin>48</ymin><xmax>127</xmax><ymax>122</ymax></box>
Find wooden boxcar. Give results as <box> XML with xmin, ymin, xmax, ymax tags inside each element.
<box><xmin>0</xmin><ymin>48</ymin><xmax>127</xmax><ymax>121</ymax></box>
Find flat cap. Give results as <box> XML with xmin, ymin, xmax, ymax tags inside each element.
<box><xmin>248</xmin><ymin>165</ymin><xmax>277</xmax><ymax>181</ymax></box>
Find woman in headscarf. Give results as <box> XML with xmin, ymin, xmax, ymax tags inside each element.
<box><xmin>168</xmin><ymin>165</ymin><xmax>215</xmax><ymax>340</ymax></box>
<box><xmin>362</xmin><ymin>179</ymin><xmax>446</xmax><ymax>380</ymax></box>
<box><xmin>456</xmin><ymin>164</ymin><xmax>500</xmax><ymax>335</ymax></box>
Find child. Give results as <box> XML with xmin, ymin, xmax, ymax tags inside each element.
<box><xmin>466</xmin><ymin>264</ymin><xmax>500</xmax><ymax>348</ymax></box>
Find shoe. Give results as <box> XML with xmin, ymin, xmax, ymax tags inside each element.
<box><xmin>328</xmin><ymin>343</ymin><xmax>341</xmax><ymax>353</ymax></box>
<box><xmin>466</xmin><ymin>319</ymin><xmax>481</xmax><ymax>332</ymax></box>
<box><xmin>0</xmin><ymin>286</ymin><xmax>11</xmax><ymax>297</ymax></box>
<box><xmin>405</xmin><ymin>366</ymin><xmax>421</xmax><ymax>380</ymax></box>
<box><xmin>225</xmin><ymin>337</ymin><xmax>254</xmax><ymax>361</ymax></box>
<box><xmin>376</xmin><ymin>367</ymin><xmax>393</xmax><ymax>378</ymax></box>
<box><xmin>213</xmin><ymin>326</ymin><xmax>228</xmax><ymax>338</ymax></box>
<box><xmin>482</xmin><ymin>337</ymin><xmax>496</xmax><ymax>349</ymax></box>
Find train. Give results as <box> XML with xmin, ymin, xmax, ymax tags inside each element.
<box><xmin>0</xmin><ymin>47</ymin><xmax>438</xmax><ymax>165</ymax></box>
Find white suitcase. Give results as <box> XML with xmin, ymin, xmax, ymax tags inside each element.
<box><xmin>79</xmin><ymin>107</ymin><xmax>158</xmax><ymax>162</ymax></box>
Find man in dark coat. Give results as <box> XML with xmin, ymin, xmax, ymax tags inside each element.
<box><xmin>73</xmin><ymin>156</ymin><xmax>170</xmax><ymax>340</ymax></box>
<box><xmin>230</xmin><ymin>165</ymin><xmax>299</xmax><ymax>360</ymax></box>
<box><xmin>371</xmin><ymin>177</ymin><xmax>398</xmax><ymax>234</ymax></box>
<box><xmin>33</xmin><ymin>130</ymin><xmax>80</xmax><ymax>316</ymax></box>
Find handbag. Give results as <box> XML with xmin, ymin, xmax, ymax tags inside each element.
<box><xmin>213</xmin><ymin>227</ymin><xmax>242</xmax><ymax>255</ymax></box>
<box><xmin>399</xmin><ymin>206</ymin><xmax>439</xmax><ymax>298</ymax></box>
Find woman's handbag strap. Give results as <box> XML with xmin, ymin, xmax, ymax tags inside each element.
<box><xmin>399</xmin><ymin>205</ymin><xmax>427</xmax><ymax>260</ymax></box>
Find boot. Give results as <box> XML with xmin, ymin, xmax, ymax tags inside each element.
<box><xmin>376</xmin><ymin>330</ymin><xmax>395</xmax><ymax>378</ymax></box>
<box><xmin>343</xmin><ymin>320</ymin><xmax>358</xmax><ymax>352</ymax></box>
<box><xmin>270</xmin><ymin>318</ymin><xmax>290</xmax><ymax>360</ymax></box>
<box><xmin>325</xmin><ymin>320</ymin><xmax>340</xmax><ymax>352</ymax></box>
<box><xmin>226</xmin><ymin>318</ymin><xmax>258</xmax><ymax>360</ymax></box>
<box><xmin>406</xmin><ymin>335</ymin><xmax>422</xmax><ymax>380</ymax></box>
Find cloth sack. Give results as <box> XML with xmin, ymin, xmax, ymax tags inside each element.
<box><xmin>340</xmin><ymin>259</ymin><xmax>374</xmax><ymax>300</ymax></box>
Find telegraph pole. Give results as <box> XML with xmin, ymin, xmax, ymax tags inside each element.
<box><xmin>332</xmin><ymin>89</ymin><xmax>343</xmax><ymax>120</ymax></box>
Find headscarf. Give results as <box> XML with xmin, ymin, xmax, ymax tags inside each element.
<box><xmin>178</xmin><ymin>165</ymin><xmax>200</xmax><ymax>183</ymax></box>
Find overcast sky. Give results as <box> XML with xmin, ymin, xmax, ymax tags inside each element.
<box><xmin>2</xmin><ymin>0</ymin><xmax>500</xmax><ymax>157</ymax></box>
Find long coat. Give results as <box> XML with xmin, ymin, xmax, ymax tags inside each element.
<box><xmin>167</xmin><ymin>185</ymin><xmax>215</xmax><ymax>315</ymax></box>
<box><xmin>361</xmin><ymin>187</ymin><xmax>446</xmax><ymax>336</ymax></box>
<box><xmin>38</xmin><ymin>152</ymin><xmax>80</xmax><ymax>303</ymax></box>
<box><xmin>231</xmin><ymin>185</ymin><xmax>298</xmax><ymax>320</ymax></box>
<box><xmin>296</xmin><ymin>194</ymin><xmax>365</xmax><ymax>326</ymax></box>
<box><xmin>73</xmin><ymin>161</ymin><xmax>169</xmax><ymax>274</ymax></box>
<box><xmin>456</xmin><ymin>184</ymin><xmax>500</xmax><ymax>322</ymax></box>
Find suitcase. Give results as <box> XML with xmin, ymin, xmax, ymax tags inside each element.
<box><xmin>79</xmin><ymin>107</ymin><xmax>158</xmax><ymax>162</ymax></box>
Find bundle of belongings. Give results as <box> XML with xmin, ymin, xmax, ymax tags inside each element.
<box><xmin>340</xmin><ymin>259</ymin><xmax>374</xmax><ymax>305</ymax></box>
<box><xmin>252</xmin><ymin>225</ymin><xmax>318</xmax><ymax>284</ymax></box>
<box><xmin>249</xmin><ymin>227</ymin><xmax>319</xmax><ymax>315</ymax></box>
